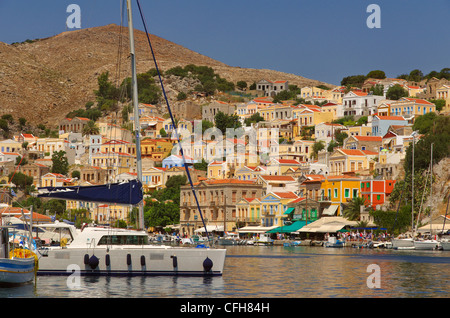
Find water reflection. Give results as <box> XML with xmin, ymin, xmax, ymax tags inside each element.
<box><xmin>5</xmin><ymin>246</ymin><xmax>450</xmax><ymax>298</ymax></box>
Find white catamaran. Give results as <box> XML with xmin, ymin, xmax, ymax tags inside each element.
<box><xmin>36</xmin><ymin>0</ymin><xmax>226</xmax><ymax>276</ymax></box>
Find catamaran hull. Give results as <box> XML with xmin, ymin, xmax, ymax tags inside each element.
<box><xmin>414</xmin><ymin>240</ymin><xmax>441</xmax><ymax>250</ymax></box>
<box><xmin>391</xmin><ymin>238</ymin><xmax>414</xmax><ymax>249</ymax></box>
<box><xmin>36</xmin><ymin>246</ymin><xmax>226</xmax><ymax>276</ymax></box>
<box><xmin>440</xmin><ymin>241</ymin><xmax>450</xmax><ymax>251</ymax></box>
<box><xmin>0</xmin><ymin>258</ymin><xmax>36</xmax><ymax>284</ymax></box>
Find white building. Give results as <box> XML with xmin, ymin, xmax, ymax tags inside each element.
<box><xmin>342</xmin><ymin>91</ymin><xmax>384</xmax><ymax>117</ymax></box>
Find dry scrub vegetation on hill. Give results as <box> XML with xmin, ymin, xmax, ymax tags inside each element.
<box><xmin>0</xmin><ymin>24</ymin><xmax>332</xmax><ymax>126</ymax></box>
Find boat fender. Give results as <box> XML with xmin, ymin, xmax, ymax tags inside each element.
<box><xmin>127</xmin><ymin>253</ymin><xmax>132</xmax><ymax>266</ymax></box>
<box><xmin>105</xmin><ymin>254</ymin><xmax>110</xmax><ymax>267</ymax></box>
<box><xmin>171</xmin><ymin>255</ymin><xmax>177</xmax><ymax>268</ymax></box>
<box><xmin>140</xmin><ymin>255</ymin><xmax>145</xmax><ymax>267</ymax></box>
<box><xmin>88</xmin><ymin>255</ymin><xmax>99</xmax><ymax>270</ymax></box>
<box><xmin>84</xmin><ymin>254</ymin><xmax>89</xmax><ymax>265</ymax></box>
<box><xmin>203</xmin><ymin>257</ymin><xmax>213</xmax><ymax>272</ymax></box>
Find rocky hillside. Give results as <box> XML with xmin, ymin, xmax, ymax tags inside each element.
<box><xmin>0</xmin><ymin>24</ymin><xmax>332</xmax><ymax>126</ymax></box>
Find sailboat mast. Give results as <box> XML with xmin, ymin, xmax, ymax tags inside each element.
<box><xmin>411</xmin><ymin>134</ymin><xmax>415</xmax><ymax>236</ymax></box>
<box><xmin>126</xmin><ymin>0</ymin><xmax>144</xmax><ymax>230</ymax></box>
<box><xmin>430</xmin><ymin>143</ymin><xmax>433</xmax><ymax>235</ymax></box>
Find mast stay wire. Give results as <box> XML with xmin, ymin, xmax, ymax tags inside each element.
<box><xmin>134</xmin><ymin>0</ymin><xmax>212</xmax><ymax>246</ymax></box>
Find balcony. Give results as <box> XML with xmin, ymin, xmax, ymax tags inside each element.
<box><xmin>317</xmin><ymin>196</ymin><xmax>331</xmax><ymax>202</ymax></box>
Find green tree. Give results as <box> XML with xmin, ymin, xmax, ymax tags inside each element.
<box><xmin>366</xmin><ymin>70</ymin><xmax>386</xmax><ymax>79</ymax></box>
<box><xmin>335</xmin><ymin>130</ymin><xmax>348</xmax><ymax>146</ymax></box>
<box><xmin>311</xmin><ymin>141</ymin><xmax>325</xmax><ymax>160</ymax></box>
<box><xmin>244</xmin><ymin>112</ymin><xmax>264</xmax><ymax>126</ymax></box>
<box><xmin>71</xmin><ymin>170</ymin><xmax>81</xmax><ymax>179</ymax></box>
<box><xmin>193</xmin><ymin>158</ymin><xmax>208</xmax><ymax>171</ymax></box>
<box><xmin>370</xmin><ymin>84</ymin><xmax>384</xmax><ymax>96</ymax></box>
<box><xmin>429</xmin><ymin>99</ymin><xmax>446</xmax><ymax>112</ymax></box>
<box><xmin>370</xmin><ymin>206</ymin><xmax>412</xmax><ymax>235</ymax></box>
<box><xmin>341</xmin><ymin>75</ymin><xmax>366</xmax><ymax>87</ymax></box>
<box><xmin>200</xmin><ymin>120</ymin><xmax>214</xmax><ymax>134</ymax></box>
<box><xmin>82</xmin><ymin>120</ymin><xmax>100</xmax><ymax>136</ymax></box>
<box><xmin>214</xmin><ymin>111</ymin><xmax>242</xmax><ymax>135</ymax></box>
<box><xmin>177</xmin><ymin>92</ymin><xmax>187</xmax><ymax>101</ymax></box>
<box><xmin>51</xmin><ymin>150</ymin><xmax>69</xmax><ymax>175</ymax></box>
<box><xmin>8</xmin><ymin>172</ymin><xmax>33</xmax><ymax>192</ymax></box>
<box><xmin>386</xmin><ymin>84</ymin><xmax>408</xmax><ymax>100</ymax></box>
<box><xmin>343</xmin><ymin>197</ymin><xmax>368</xmax><ymax>221</ymax></box>
<box><xmin>408</xmin><ymin>69</ymin><xmax>424</xmax><ymax>82</ymax></box>
<box><xmin>237</xmin><ymin>81</ymin><xmax>247</xmax><ymax>90</ymax></box>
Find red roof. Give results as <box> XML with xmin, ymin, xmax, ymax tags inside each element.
<box><xmin>353</xmin><ymin>136</ymin><xmax>382</xmax><ymax>141</ymax></box>
<box><xmin>375</xmin><ymin>115</ymin><xmax>406</xmax><ymax>121</ymax></box>
<box><xmin>273</xmin><ymin>192</ymin><xmax>299</xmax><ymax>199</ymax></box>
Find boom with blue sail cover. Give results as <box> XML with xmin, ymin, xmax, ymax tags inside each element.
<box><xmin>37</xmin><ymin>180</ymin><xmax>143</xmax><ymax>206</ymax></box>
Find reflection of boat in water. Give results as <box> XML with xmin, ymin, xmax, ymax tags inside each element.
<box><xmin>36</xmin><ymin>226</ymin><xmax>226</xmax><ymax>276</ymax></box>
<box><xmin>0</xmin><ymin>226</ymin><xmax>37</xmax><ymax>285</ymax></box>
<box><xmin>218</xmin><ymin>233</ymin><xmax>244</xmax><ymax>246</ymax></box>
<box><xmin>252</xmin><ymin>233</ymin><xmax>274</xmax><ymax>246</ymax></box>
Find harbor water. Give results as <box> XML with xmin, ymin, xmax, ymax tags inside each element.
<box><xmin>1</xmin><ymin>245</ymin><xmax>449</xmax><ymax>299</ymax></box>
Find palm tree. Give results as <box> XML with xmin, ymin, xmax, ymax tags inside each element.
<box><xmin>343</xmin><ymin>196</ymin><xmax>368</xmax><ymax>221</ymax></box>
<box><xmin>82</xmin><ymin>120</ymin><xmax>100</xmax><ymax>136</ymax></box>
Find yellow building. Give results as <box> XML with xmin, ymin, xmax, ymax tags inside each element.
<box><xmin>436</xmin><ymin>85</ymin><xmax>450</xmax><ymax>111</ymax></box>
<box><xmin>260</xmin><ymin>191</ymin><xmax>299</xmax><ymax>227</ymax></box>
<box><xmin>347</xmin><ymin>125</ymin><xmax>372</xmax><ymax>137</ymax></box>
<box><xmin>319</xmin><ymin>175</ymin><xmax>362</xmax><ymax>216</ymax></box>
<box><xmin>236</xmin><ymin>197</ymin><xmax>262</xmax><ymax>226</ymax></box>
<box><xmin>207</xmin><ymin>161</ymin><xmax>228</xmax><ymax>179</ymax></box>
<box><xmin>390</xmin><ymin>97</ymin><xmax>436</xmax><ymax>121</ymax></box>
<box><xmin>91</xmin><ymin>151</ymin><xmax>135</xmax><ymax>178</ymax></box>
<box><xmin>300</xmin><ymin>86</ymin><xmax>331</xmax><ymax>100</ymax></box>
<box><xmin>295</xmin><ymin>107</ymin><xmax>334</xmax><ymax>130</ymax></box>
<box><xmin>140</xmin><ymin>138</ymin><xmax>173</xmax><ymax>160</ymax></box>
<box><xmin>142</xmin><ymin>167</ymin><xmax>166</xmax><ymax>192</ymax></box>
<box><xmin>329</xmin><ymin>148</ymin><xmax>378</xmax><ymax>175</ymax></box>
<box><xmin>101</xmin><ymin>139</ymin><xmax>136</xmax><ymax>156</ymax></box>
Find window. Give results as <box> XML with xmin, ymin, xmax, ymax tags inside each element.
<box><xmin>334</xmin><ymin>189</ymin><xmax>338</xmax><ymax>198</ymax></box>
<box><xmin>344</xmin><ymin>189</ymin><xmax>350</xmax><ymax>198</ymax></box>
<box><xmin>353</xmin><ymin>189</ymin><xmax>358</xmax><ymax>197</ymax></box>
<box><xmin>377</xmin><ymin>195</ymin><xmax>381</xmax><ymax>201</ymax></box>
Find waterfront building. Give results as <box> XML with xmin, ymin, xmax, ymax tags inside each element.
<box><xmin>179</xmin><ymin>179</ymin><xmax>264</xmax><ymax>235</ymax></box>
<box><xmin>318</xmin><ymin>175</ymin><xmax>361</xmax><ymax>216</ymax></box>
<box><xmin>236</xmin><ymin>197</ymin><xmax>262</xmax><ymax>227</ymax></box>
<box><xmin>359</xmin><ymin>179</ymin><xmax>396</xmax><ymax>210</ymax></box>
<box><xmin>260</xmin><ymin>191</ymin><xmax>299</xmax><ymax>228</ymax></box>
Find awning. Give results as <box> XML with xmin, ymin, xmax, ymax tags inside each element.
<box><xmin>322</xmin><ymin>205</ymin><xmax>339</xmax><ymax>216</ymax></box>
<box><xmin>237</xmin><ymin>225</ymin><xmax>278</xmax><ymax>233</ymax></box>
<box><xmin>267</xmin><ymin>221</ymin><xmax>307</xmax><ymax>233</ymax></box>
<box><xmin>295</xmin><ymin>217</ymin><xmax>358</xmax><ymax>233</ymax></box>
<box><xmin>283</xmin><ymin>207</ymin><xmax>295</xmax><ymax>215</ymax></box>
<box><xmin>194</xmin><ymin>225</ymin><xmax>224</xmax><ymax>233</ymax></box>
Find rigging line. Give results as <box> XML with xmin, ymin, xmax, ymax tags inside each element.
<box><xmin>134</xmin><ymin>0</ymin><xmax>211</xmax><ymax>246</ymax></box>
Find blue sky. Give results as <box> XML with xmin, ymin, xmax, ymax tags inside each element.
<box><xmin>0</xmin><ymin>0</ymin><xmax>449</xmax><ymax>85</ymax></box>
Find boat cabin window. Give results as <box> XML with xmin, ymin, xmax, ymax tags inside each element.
<box><xmin>97</xmin><ymin>235</ymin><xmax>148</xmax><ymax>246</ymax></box>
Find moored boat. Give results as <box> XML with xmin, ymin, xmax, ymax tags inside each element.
<box><xmin>0</xmin><ymin>226</ymin><xmax>37</xmax><ymax>284</ymax></box>
<box><xmin>391</xmin><ymin>238</ymin><xmax>415</xmax><ymax>249</ymax></box>
<box><xmin>36</xmin><ymin>226</ymin><xmax>226</xmax><ymax>276</ymax></box>
<box><xmin>414</xmin><ymin>239</ymin><xmax>441</xmax><ymax>250</ymax></box>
